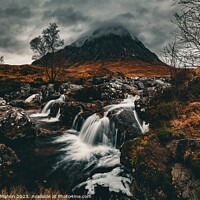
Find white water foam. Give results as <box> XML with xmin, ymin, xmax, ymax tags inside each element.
<box><xmin>51</xmin><ymin>94</ymin><xmax>149</xmax><ymax>197</ymax></box>
<box><xmin>30</xmin><ymin>94</ymin><xmax>65</xmax><ymax>122</ymax></box>
<box><xmin>53</xmin><ymin>132</ymin><xmax>132</xmax><ymax>197</ymax></box>
<box><xmin>54</xmin><ymin>133</ymin><xmax>114</xmax><ymax>161</ymax></box>
<box><xmin>72</xmin><ymin>112</ymin><xmax>81</xmax><ymax>130</ymax></box>
<box><xmin>40</xmin><ymin>108</ymin><xmax>61</xmax><ymax>123</ymax></box>
<box><xmin>105</xmin><ymin>95</ymin><xmax>139</xmax><ymax>115</ymax></box>
<box><xmin>79</xmin><ymin>114</ymin><xmax>111</xmax><ymax>146</ymax></box>
<box><xmin>74</xmin><ymin>167</ymin><xmax>132</xmax><ymax>196</ymax></box>
<box><xmin>77</xmin><ymin>95</ymin><xmax>148</xmax><ymax>147</ymax></box>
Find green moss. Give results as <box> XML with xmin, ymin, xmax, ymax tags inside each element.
<box><xmin>121</xmin><ymin>137</ymin><xmax>144</xmax><ymax>169</ymax></box>
<box><xmin>130</xmin><ymin>156</ymin><xmax>138</xmax><ymax>167</ymax></box>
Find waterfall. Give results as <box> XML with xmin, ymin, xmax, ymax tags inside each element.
<box><xmin>77</xmin><ymin>95</ymin><xmax>148</xmax><ymax>147</ymax></box>
<box><xmin>52</xmin><ymin>133</ymin><xmax>132</xmax><ymax>197</ymax></box>
<box><xmin>40</xmin><ymin>99</ymin><xmax>54</xmax><ymax>116</ymax></box>
<box><xmin>51</xmin><ymin>95</ymin><xmax>148</xmax><ymax>197</ymax></box>
<box><xmin>79</xmin><ymin>114</ymin><xmax>111</xmax><ymax>146</ymax></box>
<box><xmin>72</xmin><ymin>113</ymin><xmax>80</xmax><ymax>130</ymax></box>
<box><xmin>30</xmin><ymin>94</ymin><xmax>65</xmax><ymax>122</ymax></box>
<box><xmin>72</xmin><ymin>112</ymin><xmax>84</xmax><ymax>131</ymax></box>
<box><xmin>105</xmin><ymin>95</ymin><xmax>140</xmax><ymax>116</ymax></box>
<box><xmin>41</xmin><ymin>108</ymin><xmax>61</xmax><ymax>123</ymax></box>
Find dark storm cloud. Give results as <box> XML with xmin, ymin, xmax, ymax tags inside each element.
<box><xmin>0</xmin><ymin>6</ymin><xmax>33</xmax><ymax>53</ymax></box>
<box><xmin>0</xmin><ymin>7</ymin><xmax>31</xmax><ymax>19</ymax></box>
<box><xmin>43</xmin><ymin>7</ymin><xmax>91</xmax><ymax>26</ymax></box>
<box><xmin>0</xmin><ymin>0</ymin><xmax>176</xmax><ymax>64</ymax></box>
<box><xmin>116</xmin><ymin>13</ymin><xmax>135</xmax><ymax>20</ymax></box>
<box><xmin>43</xmin><ymin>0</ymin><xmax>91</xmax><ymax>7</ymax></box>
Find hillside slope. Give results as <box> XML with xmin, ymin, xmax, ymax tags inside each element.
<box><xmin>32</xmin><ymin>25</ymin><xmax>161</xmax><ymax>66</ymax></box>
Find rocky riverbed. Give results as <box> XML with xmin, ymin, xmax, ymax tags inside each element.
<box><xmin>0</xmin><ymin>74</ymin><xmax>199</xmax><ymax>199</ymax></box>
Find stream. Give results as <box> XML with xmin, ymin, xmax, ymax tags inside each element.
<box><xmin>18</xmin><ymin>94</ymin><xmax>148</xmax><ymax>199</ymax></box>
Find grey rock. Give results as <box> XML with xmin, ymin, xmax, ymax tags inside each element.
<box><xmin>25</xmin><ymin>93</ymin><xmax>42</xmax><ymax>105</ymax></box>
<box><xmin>0</xmin><ymin>106</ymin><xmax>37</xmax><ymax>141</ymax></box>
<box><xmin>9</xmin><ymin>100</ymin><xmax>26</xmax><ymax>108</ymax></box>
<box><xmin>0</xmin><ymin>98</ymin><xmax>6</xmax><ymax>106</ymax></box>
<box><xmin>172</xmin><ymin>163</ymin><xmax>200</xmax><ymax>200</ymax></box>
<box><xmin>20</xmin><ymin>83</ymin><xmax>31</xmax><ymax>98</ymax></box>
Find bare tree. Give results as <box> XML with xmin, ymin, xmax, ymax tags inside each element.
<box><xmin>162</xmin><ymin>38</ymin><xmax>180</xmax><ymax>66</ymax></box>
<box><xmin>30</xmin><ymin>23</ymin><xmax>64</xmax><ymax>82</ymax></box>
<box><xmin>0</xmin><ymin>56</ymin><xmax>4</xmax><ymax>64</ymax></box>
<box><xmin>162</xmin><ymin>38</ymin><xmax>181</xmax><ymax>96</ymax></box>
<box><xmin>172</xmin><ymin>0</ymin><xmax>200</xmax><ymax>67</ymax></box>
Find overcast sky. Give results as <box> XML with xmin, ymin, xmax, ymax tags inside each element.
<box><xmin>0</xmin><ymin>0</ymin><xmax>176</xmax><ymax>64</ymax></box>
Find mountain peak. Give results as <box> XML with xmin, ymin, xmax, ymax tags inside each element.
<box><xmin>72</xmin><ymin>25</ymin><xmax>135</xmax><ymax>48</ymax></box>
<box><xmin>33</xmin><ymin>25</ymin><xmax>160</xmax><ymax>65</ymax></box>
<box><xmin>92</xmin><ymin>25</ymin><xmax>130</xmax><ymax>37</ymax></box>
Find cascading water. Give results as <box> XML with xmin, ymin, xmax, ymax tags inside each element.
<box><xmin>30</xmin><ymin>94</ymin><xmax>65</xmax><ymax>122</ymax></box>
<box><xmin>51</xmin><ymin>95</ymin><xmax>148</xmax><ymax>198</ymax></box>
<box><xmin>71</xmin><ymin>112</ymin><xmax>84</xmax><ymax>131</ymax></box>
<box><xmin>79</xmin><ymin>114</ymin><xmax>111</xmax><ymax>146</ymax></box>
<box><xmin>78</xmin><ymin>95</ymin><xmax>148</xmax><ymax>147</ymax></box>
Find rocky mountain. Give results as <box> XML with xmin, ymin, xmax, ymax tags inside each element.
<box><xmin>33</xmin><ymin>26</ymin><xmax>160</xmax><ymax>66</ymax></box>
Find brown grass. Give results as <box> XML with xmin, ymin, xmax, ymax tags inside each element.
<box><xmin>67</xmin><ymin>60</ymin><xmax>171</xmax><ymax>78</ymax></box>
<box><xmin>0</xmin><ymin>60</ymin><xmax>172</xmax><ymax>83</ymax></box>
<box><xmin>171</xmin><ymin>102</ymin><xmax>200</xmax><ymax>138</ymax></box>
<box><xmin>0</xmin><ymin>60</ymin><xmax>198</xmax><ymax>85</ymax></box>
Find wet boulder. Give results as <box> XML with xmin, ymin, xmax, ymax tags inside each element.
<box><xmin>0</xmin><ymin>105</ymin><xmax>12</xmax><ymax>120</ymax></box>
<box><xmin>100</xmin><ymin>79</ymin><xmax>136</xmax><ymax>100</ymax></box>
<box><xmin>59</xmin><ymin>82</ymin><xmax>70</xmax><ymax>94</ymax></box>
<box><xmin>135</xmin><ymin>81</ymin><xmax>145</xmax><ymax>90</ymax></box>
<box><xmin>0</xmin><ymin>144</ymin><xmax>20</xmax><ymax>187</ymax></box>
<box><xmin>172</xmin><ymin>163</ymin><xmax>200</xmax><ymax>200</ymax></box>
<box><xmin>49</xmin><ymin>101</ymin><xmax>64</xmax><ymax>118</ymax></box>
<box><xmin>67</xmin><ymin>83</ymin><xmax>83</xmax><ymax>93</ymax></box>
<box><xmin>71</xmin><ymin>77</ymin><xmax>138</xmax><ymax>101</ymax></box>
<box><xmin>40</xmin><ymin>83</ymin><xmax>83</xmax><ymax>102</ymax></box>
<box><xmin>25</xmin><ymin>93</ymin><xmax>42</xmax><ymax>106</ymax></box>
<box><xmin>60</xmin><ymin>102</ymin><xmax>88</xmax><ymax>127</ymax></box>
<box><xmin>20</xmin><ymin>83</ymin><xmax>31</xmax><ymax>98</ymax></box>
<box><xmin>41</xmin><ymin>84</ymin><xmax>55</xmax><ymax>101</ymax></box>
<box><xmin>109</xmin><ymin>108</ymin><xmax>145</xmax><ymax>146</ymax></box>
<box><xmin>60</xmin><ymin>101</ymin><xmax>103</xmax><ymax>127</ymax></box>
<box><xmin>0</xmin><ymin>98</ymin><xmax>6</xmax><ymax>106</ymax></box>
<box><xmin>166</xmin><ymin>138</ymin><xmax>200</xmax><ymax>199</ymax></box>
<box><xmin>0</xmin><ymin>106</ymin><xmax>37</xmax><ymax>142</ymax></box>
<box><xmin>4</xmin><ymin>91</ymin><xmax>21</xmax><ymax>103</ymax></box>
<box><xmin>89</xmin><ymin>76</ymin><xmax>111</xmax><ymax>85</ymax></box>
<box><xmin>4</xmin><ymin>83</ymin><xmax>31</xmax><ymax>102</ymax></box>
<box><xmin>9</xmin><ymin>100</ymin><xmax>27</xmax><ymax>108</ymax></box>
<box><xmin>131</xmin><ymin>77</ymin><xmax>171</xmax><ymax>100</ymax></box>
